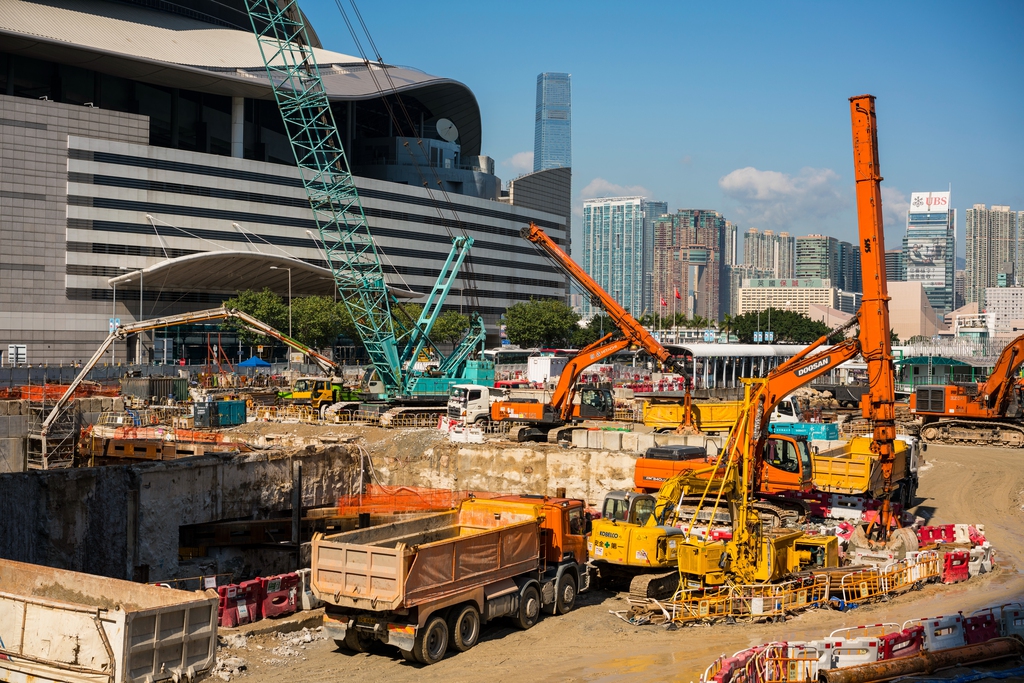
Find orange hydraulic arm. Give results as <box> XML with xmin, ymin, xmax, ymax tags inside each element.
<box><xmin>521</xmin><ymin>223</ymin><xmax>685</xmax><ymax>375</ymax></box>
<box><xmin>683</xmin><ymin>319</ymin><xmax>861</xmax><ymax>583</ymax></box>
<box><xmin>550</xmin><ymin>334</ymin><xmax>630</xmax><ymax>421</ymax></box>
<box><xmin>976</xmin><ymin>333</ymin><xmax>1024</xmax><ymax>414</ymax></box>
<box><xmin>849</xmin><ymin>95</ymin><xmax>898</xmax><ymax>534</ymax></box>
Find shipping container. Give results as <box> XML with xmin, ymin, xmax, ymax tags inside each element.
<box><xmin>194</xmin><ymin>401</ymin><xmax>217</xmax><ymax>428</ymax></box>
<box><xmin>217</xmin><ymin>400</ymin><xmax>247</xmax><ymax>427</ymax></box>
<box><xmin>0</xmin><ymin>558</ymin><xmax>218</xmax><ymax>683</ymax></box>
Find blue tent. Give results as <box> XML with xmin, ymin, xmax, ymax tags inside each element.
<box><xmin>238</xmin><ymin>356</ymin><xmax>272</xmax><ymax>368</ymax></box>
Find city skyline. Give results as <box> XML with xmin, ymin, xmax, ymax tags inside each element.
<box><xmin>306</xmin><ymin>1</ymin><xmax>1023</xmax><ymax>255</ymax></box>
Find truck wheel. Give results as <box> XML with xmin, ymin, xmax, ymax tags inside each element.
<box><xmin>399</xmin><ymin>648</ymin><xmax>417</xmax><ymax>662</ymax></box>
<box><xmin>556</xmin><ymin>572</ymin><xmax>578</xmax><ymax>615</ymax></box>
<box><xmin>513</xmin><ymin>584</ymin><xmax>541</xmax><ymax>630</ymax></box>
<box><xmin>447</xmin><ymin>604</ymin><xmax>480</xmax><ymax>652</ymax></box>
<box><xmin>342</xmin><ymin>627</ymin><xmax>370</xmax><ymax>653</ymax></box>
<box><xmin>414</xmin><ymin>615</ymin><xmax>448</xmax><ymax>665</ymax></box>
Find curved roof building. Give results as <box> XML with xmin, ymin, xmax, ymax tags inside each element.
<box><xmin>0</xmin><ymin>0</ymin><xmax>569</xmax><ymax>364</ymax></box>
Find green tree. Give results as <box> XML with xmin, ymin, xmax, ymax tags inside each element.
<box><xmin>432</xmin><ymin>310</ymin><xmax>471</xmax><ymax>345</ymax></box>
<box><xmin>504</xmin><ymin>299</ymin><xmax>581</xmax><ymax>347</ymax></box>
<box><xmin>729</xmin><ymin>308</ymin><xmax>831</xmax><ymax>344</ymax></box>
<box><xmin>222</xmin><ymin>288</ymin><xmax>288</xmax><ymax>346</ymax></box>
<box><xmin>290</xmin><ymin>295</ymin><xmax>353</xmax><ymax>349</ymax></box>
<box><xmin>571</xmin><ymin>314</ymin><xmax>615</xmax><ymax>347</ymax></box>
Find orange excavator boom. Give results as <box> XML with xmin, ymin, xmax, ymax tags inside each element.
<box><xmin>849</xmin><ymin>94</ymin><xmax>898</xmax><ymax>533</ymax></box>
<box><xmin>521</xmin><ymin>223</ymin><xmax>684</xmax><ymax>375</ymax></box>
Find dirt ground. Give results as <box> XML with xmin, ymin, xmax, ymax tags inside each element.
<box><xmin>217</xmin><ymin>443</ymin><xmax>1024</xmax><ymax>683</ymax></box>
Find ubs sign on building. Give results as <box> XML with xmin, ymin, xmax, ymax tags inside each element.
<box><xmin>903</xmin><ymin>191</ymin><xmax>955</xmax><ymax>316</ymax></box>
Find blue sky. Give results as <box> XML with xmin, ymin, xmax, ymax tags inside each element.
<box><xmin>304</xmin><ymin>1</ymin><xmax>1024</xmax><ymax>254</ymax></box>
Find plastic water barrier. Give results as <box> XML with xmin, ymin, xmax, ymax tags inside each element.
<box><xmin>700</xmin><ymin>599</ymin><xmax>1021</xmax><ymax>682</ymax></box>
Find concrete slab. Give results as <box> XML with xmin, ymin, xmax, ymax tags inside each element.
<box><xmin>602</xmin><ymin>431</ymin><xmax>623</xmax><ymax>450</ymax></box>
<box><xmin>587</xmin><ymin>430</ymin><xmax>603</xmax><ymax>450</ymax></box>
<box><xmin>621</xmin><ymin>432</ymin><xmax>638</xmax><ymax>452</ymax></box>
<box><xmin>636</xmin><ymin>433</ymin><xmax>656</xmax><ymax>453</ymax></box>
<box><xmin>572</xmin><ymin>429</ymin><xmax>589</xmax><ymax>449</ymax></box>
<box><xmin>0</xmin><ymin>438</ymin><xmax>25</xmax><ymax>473</ymax></box>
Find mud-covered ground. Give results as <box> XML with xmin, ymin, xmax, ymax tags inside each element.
<box><xmin>217</xmin><ymin>443</ymin><xmax>1024</xmax><ymax>683</ymax></box>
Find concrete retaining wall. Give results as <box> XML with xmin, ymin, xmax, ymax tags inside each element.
<box><xmin>0</xmin><ymin>398</ymin><xmax>125</xmax><ymax>472</ymax></box>
<box><xmin>0</xmin><ymin>445</ymin><xmax>362</xmax><ymax>580</ymax></box>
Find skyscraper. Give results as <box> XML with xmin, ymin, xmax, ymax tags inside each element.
<box><xmin>581</xmin><ymin>196</ymin><xmax>650</xmax><ymax>317</ymax></box>
<box><xmin>885</xmin><ymin>250</ymin><xmax>905</xmax><ymax>283</ymax></box>
<box><xmin>795</xmin><ymin>234</ymin><xmax>859</xmax><ymax>292</ymax></box>
<box><xmin>965</xmin><ymin>204</ymin><xmax>1017</xmax><ymax>309</ymax></box>
<box><xmin>643</xmin><ymin>201</ymin><xmax>669</xmax><ymax>314</ymax></box>
<box><xmin>902</xmin><ymin>191</ymin><xmax>956</xmax><ymax>315</ymax></box>
<box><xmin>534</xmin><ymin>73</ymin><xmax>571</xmax><ymax>172</ymax></box>
<box><xmin>724</xmin><ymin>221</ymin><xmax>739</xmax><ymax>267</ymax></box>
<box><xmin>652</xmin><ymin>209</ymin><xmax>727</xmax><ymax>321</ymax></box>
<box><xmin>744</xmin><ymin>228</ymin><xmax>795</xmax><ymax>279</ymax></box>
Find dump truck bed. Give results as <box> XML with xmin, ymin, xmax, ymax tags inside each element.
<box><xmin>0</xmin><ymin>558</ymin><xmax>217</xmax><ymax>683</ymax></box>
<box><xmin>811</xmin><ymin>436</ymin><xmax>910</xmax><ymax>496</ymax></box>
<box><xmin>642</xmin><ymin>400</ymin><xmax>743</xmax><ymax>432</ymax></box>
<box><xmin>312</xmin><ymin>507</ymin><xmax>542</xmax><ymax>612</ymax></box>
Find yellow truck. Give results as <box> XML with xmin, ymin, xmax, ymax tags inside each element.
<box><xmin>811</xmin><ymin>435</ymin><xmax>918</xmax><ymax>501</ymax></box>
<box><xmin>641</xmin><ymin>399</ymin><xmax>744</xmax><ymax>433</ymax></box>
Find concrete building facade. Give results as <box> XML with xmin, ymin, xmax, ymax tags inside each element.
<box><xmin>966</xmin><ymin>204</ymin><xmax>1017</xmax><ymax>309</ymax></box>
<box><xmin>983</xmin><ymin>287</ymin><xmax>1024</xmax><ymax>339</ymax></box>
<box><xmin>743</xmin><ymin>229</ymin><xmax>794</xmax><ymax>279</ymax></box>
<box><xmin>737</xmin><ymin>278</ymin><xmax>842</xmax><ymax>316</ymax></box>
<box><xmin>652</xmin><ymin>209</ymin><xmax>726</xmax><ymax>321</ymax></box>
<box><xmin>0</xmin><ymin>0</ymin><xmax>568</xmax><ymax>363</ymax></box>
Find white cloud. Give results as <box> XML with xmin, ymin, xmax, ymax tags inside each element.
<box><xmin>880</xmin><ymin>186</ymin><xmax>911</xmax><ymax>241</ymax></box>
<box><xmin>718</xmin><ymin>166</ymin><xmax>847</xmax><ymax>229</ymax></box>
<box><xmin>501</xmin><ymin>151</ymin><xmax>534</xmax><ymax>174</ymax></box>
<box><xmin>579</xmin><ymin>177</ymin><xmax>652</xmax><ymax>200</ymax></box>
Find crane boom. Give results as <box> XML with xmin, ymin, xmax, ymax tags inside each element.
<box><xmin>41</xmin><ymin>307</ymin><xmax>336</xmax><ymax>435</ymax></box>
<box><xmin>521</xmin><ymin>224</ymin><xmax>684</xmax><ymax>374</ymax></box>
<box><xmin>849</xmin><ymin>95</ymin><xmax>898</xmax><ymax>533</ymax></box>
<box><xmin>244</xmin><ymin>0</ymin><xmax>401</xmax><ymax>390</ymax></box>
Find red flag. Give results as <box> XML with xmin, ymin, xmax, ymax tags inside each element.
<box><xmin>660</xmin><ymin>297</ymin><xmax>668</xmax><ymax>307</ymax></box>
<box><xmin>674</xmin><ymin>287</ymin><xmax>681</xmax><ymax>300</ymax></box>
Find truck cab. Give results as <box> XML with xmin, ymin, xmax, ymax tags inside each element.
<box><xmin>448</xmin><ymin>383</ymin><xmax>500</xmax><ymax>424</ymax></box>
<box><xmin>572</xmin><ymin>385</ymin><xmax>615</xmax><ymax>421</ymax></box>
<box><xmin>280</xmin><ymin>376</ymin><xmax>348</xmax><ymax>415</ymax></box>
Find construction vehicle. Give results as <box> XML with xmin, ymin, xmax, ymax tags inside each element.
<box><xmin>490</xmin><ymin>224</ymin><xmax>686</xmax><ymax>441</ymax></box>
<box><xmin>40</xmin><ymin>307</ymin><xmax>338</xmax><ymax>443</ymax></box>
<box><xmin>0</xmin><ymin>557</ymin><xmax>218</xmax><ymax>683</ymax></box>
<box><xmin>657</xmin><ymin>95</ymin><xmax>907</xmax><ymax>591</ymax></box>
<box><xmin>909</xmin><ymin>332</ymin><xmax>1024</xmax><ymax>446</ymax></box>
<box><xmin>590</xmin><ymin>319</ymin><xmax>862</xmax><ymax>597</ymax></box>
<box><xmin>242</xmin><ymin>1</ymin><xmax>494</xmax><ymax>424</ymax></box>
<box><xmin>312</xmin><ymin>495</ymin><xmax>590</xmax><ymax>664</ymax></box>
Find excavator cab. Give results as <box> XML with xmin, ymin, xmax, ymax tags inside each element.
<box><xmin>759</xmin><ymin>434</ymin><xmax>814</xmax><ymax>495</ymax></box>
<box><xmin>574</xmin><ymin>385</ymin><xmax>615</xmax><ymax>421</ymax></box>
<box><xmin>601</xmin><ymin>491</ymin><xmax>656</xmax><ymax>526</ymax></box>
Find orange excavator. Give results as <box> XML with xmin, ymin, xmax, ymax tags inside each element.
<box><xmin>910</xmin><ymin>333</ymin><xmax>1024</xmax><ymax>446</ymax></box>
<box><xmin>490</xmin><ymin>224</ymin><xmax>686</xmax><ymax>442</ymax></box>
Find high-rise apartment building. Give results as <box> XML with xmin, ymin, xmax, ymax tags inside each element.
<box><xmin>652</xmin><ymin>209</ymin><xmax>726</xmax><ymax>321</ymax></box>
<box><xmin>965</xmin><ymin>204</ymin><xmax>1017</xmax><ymax>309</ymax></box>
<box><xmin>724</xmin><ymin>221</ymin><xmax>739</xmax><ymax>267</ymax></box>
<box><xmin>795</xmin><ymin>234</ymin><xmax>860</xmax><ymax>292</ymax></box>
<box><xmin>534</xmin><ymin>72</ymin><xmax>571</xmax><ymax>172</ymax></box>
<box><xmin>743</xmin><ymin>229</ymin><xmax>795</xmax><ymax>279</ymax></box>
<box><xmin>581</xmin><ymin>196</ymin><xmax>652</xmax><ymax>317</ymax></box>
<box><xmin>643</xmin><ymin>201</ymin><xmax>669</xmax><ymax>314</ymax></box>
<box><xmin>954</xmin><ymin>269</ymin><xmax>965</xmax><ymax>310</ymax></box>
<box><xmin>885</xmin><ymin>250</ymin><xmax>905</xmax><ymax>282</ymax></box>
<box><xmin>902</xmin><ymin>191</ymin><xmax>956</xmax><ymax>315</ymax></box>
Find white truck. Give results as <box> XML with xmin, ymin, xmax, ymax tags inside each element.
<box><xmin>447</xmin><ymin>383</ymin><xmax>507</xmax><ymax>424</ymax></box>
<box><xmin>0</xmin><ymin>558</ymin><xmax>218</xmax><ymax>683</ymax></box>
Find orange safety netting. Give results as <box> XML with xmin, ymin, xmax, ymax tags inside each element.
<box><xmin>0</xmin><ymin>384</ymin><xmax>119</xmax><ymax>401</ymax></box>
<box><xmin>338</xmin><ymin>484</ymin><xmax>497</xmax><ymax>515</ymax></box>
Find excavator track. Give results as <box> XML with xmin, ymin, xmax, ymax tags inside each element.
<box><xmin>628</xmin><ymin>571</ymin><xmax>680</xmax><ymax>601</ymax></box>
<box><xmin>919</xmin><ymin>420</ymin><xmax>1024</xmax><ymax>448</ymax></box>
<box><xmin>752</xmin><ymin>501</ymin><xmax>796</xmax><ymax>530</ymax></box>
<box><xmin>379</xmin><ymin>406</ymin><xmax>446</xmax><ymax>428</ymax></box>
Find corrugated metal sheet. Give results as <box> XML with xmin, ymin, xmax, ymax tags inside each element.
<box><xmin>0</xmin><ymin>0</ymin><xmax>483</xmax><ymax>155</ymax></box>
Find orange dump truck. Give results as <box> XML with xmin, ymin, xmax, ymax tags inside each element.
<box><xmin>311</xmin><ymin>495</ymin><xmax>591</xmax><ymax>665</ymax></box>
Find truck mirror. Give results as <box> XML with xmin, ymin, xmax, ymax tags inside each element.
<box><xmin>584</xmin><ymin>512</ymin><xmax>593</xmax><ymax>535</ymax></box>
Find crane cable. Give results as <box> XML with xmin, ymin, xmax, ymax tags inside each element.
<box><xmin>331</xmin><ymin>0</ymin><xmax>480</xmax><ymax>310</ymax></box>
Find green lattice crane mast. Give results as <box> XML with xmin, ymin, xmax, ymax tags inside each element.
<box><xmin>244</xmin><ymin>0</ymin><xmax>402</xmax><ymax>391</ymax></box>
